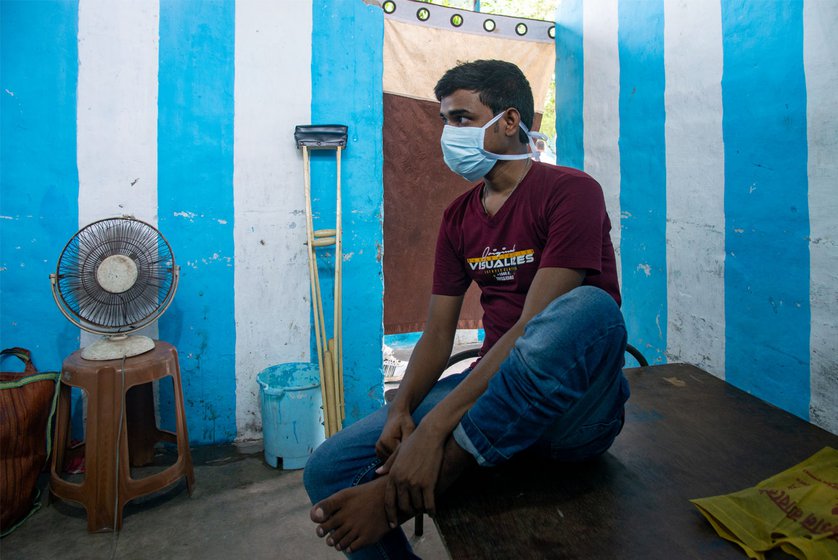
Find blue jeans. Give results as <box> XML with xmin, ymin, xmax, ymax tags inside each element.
<box><xmin>303</xmin><ymin>286</ymin><xmax>630</xmax><ymax>559</ymax></box>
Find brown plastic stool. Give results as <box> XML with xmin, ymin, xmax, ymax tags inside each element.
<box><xmin>49</xmin><ymin>340</ymin><xmax>195</xmax><ymax>532</ymax></box>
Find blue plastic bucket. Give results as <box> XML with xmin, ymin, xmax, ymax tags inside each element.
<box><xmin>256</xmin><ymin>362</ymin><xmax>326</xmax><ymax>469</ymax></box>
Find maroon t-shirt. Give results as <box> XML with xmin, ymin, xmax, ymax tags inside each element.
<box><xmin>432</xmin><ymin>161</ymin><xmax>621</xmax><ymax>354</ymax></box>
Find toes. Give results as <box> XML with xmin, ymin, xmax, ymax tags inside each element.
<box><xmin>310</xmin><ymin>501</ymin><xmax>334</xmax><ymax>523</ymax></box>
<box><xmin>336</xmin><ymin>531</ymin><xmax>358</xmax><ymax>553</ymax></box>
<box><xmin>314</xmin><ymin>507</ymin><xmax>340</xmax><ymax>541</ymax></box>
<box><xmin>310</xmin><ymin>505</ymin><xmax>325</xmax><ymax>523</ymax></box>
<box><xmin>316</xmin><ymin>512</ymin><xmax>342</xmax><ymax>536</ymax></box>
<box><xmin>327</xmin><ymin>522</ymin><xmax>351</xmax><ymax>550</ymax></box>
<box><xmin>311</xmin><ymin>492</ymin><xmax>344</xmax><ymax>523</ymax></box>
<box><xmin>316</xmin><ymin>506</ymin><xmax>347</xmax><ymax>541</ymax></box>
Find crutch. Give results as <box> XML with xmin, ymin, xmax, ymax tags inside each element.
<box><xmin>295</xmin><ymin>124</ymin><xmax>347</xmax><ymax>437</ymax></box>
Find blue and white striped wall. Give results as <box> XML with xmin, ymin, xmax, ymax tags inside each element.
<box><xmin>1</xmin><ymin>0</ymin><xmax>384</xmax><ymax>444</ymax></box>
<box><xmin>558</xmin><ymin>0</ymin><xmax>837</xmax><ymax>433</ymax></box>
<box><xmin>2</xmin><ymin>0</ymin><xmax>836</xmax><ymax>443</ymax></box>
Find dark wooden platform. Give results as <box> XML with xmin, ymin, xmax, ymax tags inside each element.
<box><xmin>434</xmin><ymin>363</ymin><xmax>838</xmax><ymax>559</ymax></box>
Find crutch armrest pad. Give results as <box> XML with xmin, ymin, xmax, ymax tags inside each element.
<box><xmin>294</xmin><ymin>125</ymin><xmax>348</xmax><ymax>148</ymax></box>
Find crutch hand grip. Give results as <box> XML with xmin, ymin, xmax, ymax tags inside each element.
<box><xmin>294</xmin><ymin>125</ymin><xmax>348</xmax><ymax>149</ymax></box>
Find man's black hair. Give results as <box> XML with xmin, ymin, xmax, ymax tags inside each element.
<box><xmin>434</xmin><ymin>59</ymin><xmax>534</xmax><ymax>145</ymax></box>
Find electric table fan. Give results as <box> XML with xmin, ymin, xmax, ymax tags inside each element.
<box><xmin>50</xmin><ymin>217</ymin><xmax>179</xmax><ymax>360</ymax></box>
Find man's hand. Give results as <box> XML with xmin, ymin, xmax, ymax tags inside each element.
<box><xmin>375</xmin><ymin>407</ymin><xmax>415</xmax><ymax>462</ymax></box>
<box><xmin>379</xmin><ymin>423</ymin><xmax>446</xmax><ymax>528</ymax></box>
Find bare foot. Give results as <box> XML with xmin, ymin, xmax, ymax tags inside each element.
<box><xmin>310</xmin><ymin>476</ymin><xmax>397</xmax><ymax>553</ymax></box>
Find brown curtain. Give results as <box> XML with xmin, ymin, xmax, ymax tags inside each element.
<box><xmin>382</xmin><ymin>93</ymin><xmax>483</xmax><ymax>334</ymax></box>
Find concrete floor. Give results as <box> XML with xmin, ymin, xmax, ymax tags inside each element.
<box><xmin>0</xmin><ymin>442</ymin><xmax>449</xmax><ymax>560</ymax></box>
<box><xmin>2</xmin><ymin>342</ymin><xmax>478</xmax><ymax>560</ymax></box>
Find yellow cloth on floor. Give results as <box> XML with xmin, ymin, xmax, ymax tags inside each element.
<box><xmin>691</xmin><ymin>447</ymin><xmax>838</xmax><ymax>560</ymax></box>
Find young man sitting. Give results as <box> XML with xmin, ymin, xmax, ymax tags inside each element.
<box><xmin>304</xmin><ymin>59</ymin><xmax>629</xmax><ymax>559</ymax></box>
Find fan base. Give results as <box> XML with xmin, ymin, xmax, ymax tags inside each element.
<box><xmin>81</xmin><ymin>336</ymin><xmax>155</xmax><ymax>361</ymax></box>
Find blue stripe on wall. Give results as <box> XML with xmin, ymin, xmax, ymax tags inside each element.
<box><xmin>158</xmin><ymin>1</ymin><xmax>236</xmax><ymax>443</ymax></box>
<box><xmin>0</xmin><ymin>1</ymin><xmax>79</xmax><ymax>370</ymax></box>
<box><xmin>311</xmin><ymin>0</ymin><xmax>384</xmax><ymax>424</ymax></box>
<box><xmin>618</xmin><ymin>0</ymin><xmax>667</xmax><ymax>364</ymax></box>
<box><xmin>721</xmin><ymin>1</ymin><xmax>810</xmax><ymax>419</ymax></box>
<box><xmin>554</xmin><ymin>0</ymin><xmax>584</xmax><ymax>168</ymax></box>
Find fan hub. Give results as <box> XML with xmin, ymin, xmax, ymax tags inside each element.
<box><xmin>96</xmin><ymin>254</ymin><xmax>138</xmax><ymax>294</ymax></box>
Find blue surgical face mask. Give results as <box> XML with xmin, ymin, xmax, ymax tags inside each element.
<box><xmin>440</xmin><ymin>112</ymin><xmax>546</xmax><ymax>182</ymax></box>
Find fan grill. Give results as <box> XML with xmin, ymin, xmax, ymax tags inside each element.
<box><xmin>54</xmin><ymin>218</ymin><xmax>176</xmax><ymax>333</ymax></box>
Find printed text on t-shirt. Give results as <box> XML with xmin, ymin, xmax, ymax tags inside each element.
<box><xmin>466</xmin><ymin>245</ymin><xmax>535</xmax><ymax>282</ymax></box>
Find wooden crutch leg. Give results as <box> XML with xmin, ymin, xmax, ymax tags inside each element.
<box><xmin>302</xmin><ymin>146</ymin><xmax>334</xmax><ymax>436</ymax></box>
<box><xmin>334</xmin><ymin>146</ymin><xmax>345</xmax><ymax>421</ymax></box>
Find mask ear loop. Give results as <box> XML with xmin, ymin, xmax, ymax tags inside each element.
<box><xmin>479</xmin><ymin>110</ymin><xmax>548</xmax><ymax>161</ymax></box>
<box><xmin>518</xmin><ymin>120</ymin><xmax>548</xmax><ymax>161</ymax></box>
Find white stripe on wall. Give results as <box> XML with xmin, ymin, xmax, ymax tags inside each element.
<box><xmin>234</xmin><ymin>0</ymin><xmax>313</xmax><ymax>439</ymax></box>
<box><xmin>663</xmin><ymin>0</ymin><xmax>725</xmax><ymax>376</ymax></box>
<box><xmin>804</xmin><ymin>0</ymin><xmax>838</xmax><ymax>433</ymax></box>
<box><xmin>77</xmin><ymin>0</ymin><xmax>160</xmax><ymax>348</ymax></box>
<box><xmin>582</xmin><ymin>0</ymin><xmax>622</xmax><ymax>282</ymax></box>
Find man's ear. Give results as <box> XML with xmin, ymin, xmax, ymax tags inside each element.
<box><xmin>502</xmin><ymin>108</ymin><xmax>521</xmax><ymax>138</ymax></box>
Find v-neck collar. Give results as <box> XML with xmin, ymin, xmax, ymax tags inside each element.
<box><xmin>475</xmin><ymin>162</ymin><xmax>535</xmax><ymax>224</ymax></box>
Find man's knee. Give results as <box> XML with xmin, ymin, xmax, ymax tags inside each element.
<box><xmin>546</xmin><ymin>285</ymin><xmax>621</xmax><ymax>323</ymax></box>
<box><xmin>525</xmin><ymin>286</ymin><xmax>623</xmax><ymax>341</ymax></box>
<box><xmin>510</xmin><ymin>286</ymin><xmax>625</xmax><ymax>374</ymax></box>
